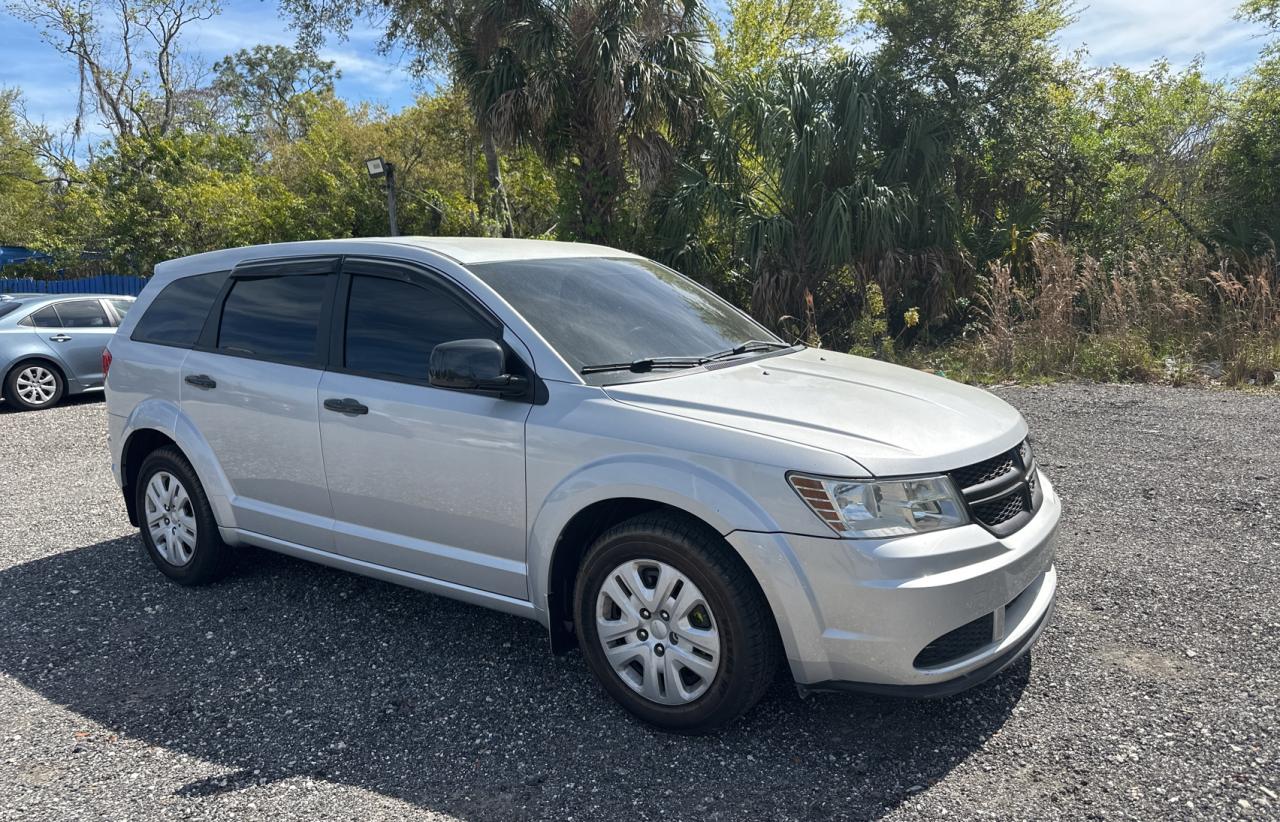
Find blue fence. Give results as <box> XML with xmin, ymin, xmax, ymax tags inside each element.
<box><xmin>0</xmin><ymin>273</ymin><xmax>148</xmax><ymax>296</ymax></box>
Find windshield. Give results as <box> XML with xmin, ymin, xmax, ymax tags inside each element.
<box><xmin>470</xmin><ymin>257</ymin><xmax>781</xmax><ymax>381</ymax></box>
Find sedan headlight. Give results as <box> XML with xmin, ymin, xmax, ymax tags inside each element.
<box><xmin>789</xmin><ymin>473</ymin><xmax>969</xmax><ymax>538</ymax></box>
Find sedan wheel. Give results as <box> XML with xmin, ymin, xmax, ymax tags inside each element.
<box><xmin>143</xmin><ymin>470</ymin><xmax>199</xmax><ymax>566</ymax></box>
<box><xmin>5</xmin><ymin>362</ymin><xmax>64</xmax><ymax>410</ymax></box>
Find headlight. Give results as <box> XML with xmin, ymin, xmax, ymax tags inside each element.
<box><xmin>789</xmin><ymin>473</ymin><xmax>969</xmax><ymax>538</ymax></box>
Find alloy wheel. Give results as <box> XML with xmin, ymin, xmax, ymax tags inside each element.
<box><xmin>144</xmin><ymin>471</ymin><xmax>198</xmax><ymax>566</ymax></box>
<box><xmin>15</xmin><ymin>366</ymin><xmax>57</xmax><ymax>406</ymax></box>
<box><xmin>595</xmin><ymin>558</ymin><xmax>721</xmax><ymax>705</ymax></box>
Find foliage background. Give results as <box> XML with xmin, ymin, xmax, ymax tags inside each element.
<box><xmin>1</xmin><ymin>0</ymin><xmax>1277</xmax><ymax>384</ymax></box>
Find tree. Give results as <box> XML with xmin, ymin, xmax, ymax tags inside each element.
<box><xmin>1207</xmin><ymin>55</ymin><xmax>1280</xmax><ymax>250</ymax></box>
<box><xmin>1060</xmin><ymin>62</ymin><xmax>1225</xmax><ymax>258</ymax></box>
<box><xmin>212</xmin><ymin>45</ymin><xmax>339</xmax><ymax>142</ymax></box>
<box><xmin>1239</xmin><ymin>0</ymin><xmax>1280</xmax><ymax>32</ymax></box>
<box><xmin>666</xmin><ymin>57</ymin><xmax>948</xmax><ymax>339</ymax></box>
<box><xmin>461</xmin><ymin>0</ymin><xmax>713</xmax><ymax>245</ymax></box>
<box><xmin>0</xmin><ymin>90</ymin><xmax>53</xmax><ymax>246</ymax></box>
<box><xmin>6</xmin><ymin>0</ymin><xmax>219</xmax><ymax>139</ymax></box>
<box><xmin>280</xmin><ymin>0</ymin><xmax>523</xmax><ymax>235</ymax></box>
<box><xmin>861</xmin><ymin>0</ymin><xmax>1072</xmax><ymax>254</ymax></box>
<box><xmin>710</xmin><ymin>0</ymin><xmax>847</xmax><ymax>81</ymax></box>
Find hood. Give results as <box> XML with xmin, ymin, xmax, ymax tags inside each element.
<box><xmin>603</xmin><ymin>348</ymin><xmax>1027</xmax><ymax>476</ymax></box>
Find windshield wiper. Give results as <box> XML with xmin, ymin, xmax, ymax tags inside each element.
<box><xmin>703</xmin><ymin>339</ymin><xmax>796</xmax><ymax>362</ymax></box>
<box><xmin>580</xmin><ymin>357</ymin><xmax>707</xmax><ymax>375</ymax></box>
<box><xmin>581</xmin><ymin>341</ymin><xmax>798</xmax><ymax>375</ymax></box>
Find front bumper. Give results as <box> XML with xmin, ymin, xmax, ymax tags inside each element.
<box><xmin>727</xmin><ymin>471</ymin><xmax>1060</xmax><ymax>692</ymax></box>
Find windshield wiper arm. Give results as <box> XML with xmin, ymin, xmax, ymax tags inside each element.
<box><xmin>581</xmin><ymin>340</ymin><xmax>797</xmax><ymax>375</ymax></box>
<box><xmin>703</xmin><ymin>339</ymin><xmax>796</xmax><ymax>362</ymax></box>
<box><xmin>580</xmin><ymin>357</ymin><xmax>707</xmax><ymax>375</ymax></box>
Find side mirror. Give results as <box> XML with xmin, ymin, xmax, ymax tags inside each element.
<box><xmin>428</xmin><ymin>338</ymin><xmax>528</xmax><ymax>396</ymax></box>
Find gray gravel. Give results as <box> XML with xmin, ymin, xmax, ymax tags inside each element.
<box><xmin>0</xmin><ymin>383</ymin><xmax>1276</xmax><ymax>821</ymax></box>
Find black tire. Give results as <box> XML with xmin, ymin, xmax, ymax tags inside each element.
<box><xmin>574</xmin><ymin>512</ymin><xmax>781</xmax><ymax>733</ymax></box>
<box><xmin>135</xmin><ymin>446</ymin><xmax>233</xmax><ymax>585</ymax></box>
<box><xmin>4</xmin><ymin>360</ymin><xmax>65</xmax><ymax>410</ymax></box>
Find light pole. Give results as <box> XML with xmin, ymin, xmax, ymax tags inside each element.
<box><xmin>365</xmin><ymin>157</ymin><xmax>399</xmax><ymax>236</ymax></box>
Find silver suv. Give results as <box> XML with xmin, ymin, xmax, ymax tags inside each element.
<box><xmin>106</xmin><ymin>238</ymin><xmax>1059</xmax><ymax>732</ymax></box>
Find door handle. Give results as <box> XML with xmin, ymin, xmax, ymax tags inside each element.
<box><xmin>323</xmin><ymin>397</ymin><xmax>369</xmax><ymax>416</ymax></box>
<box><xmin>184</xmin><ymin>374</ymin><xmax>217</xmax><ymax>390</ymax></box>
<box><xmin>49</xmin><ymin>334</ymin><xmax>72</xmax><ymax>342</ymax></box>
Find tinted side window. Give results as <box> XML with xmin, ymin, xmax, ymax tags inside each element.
<box><xmin>132</xmin><ymin>271</ymin><xmax>228</xmax><ymax>347</ymax></box>
<box><xmin>28</xmin><ymin>306</ymin><xmax>62</xmax><ymax>328</ymax></box>
<box><xmin>344</xmin><ymin>275</ymin><xmax>497</xmax><ymax>381</ymax></box>
<box><xmin>54</xmin><ymin>300</ymin><xmax>111</xmax><ymax>328</ymax></box>
<box><xmin>107</xmin><ymin>299</ymin><xmax>133</xmax><ymax>324</ymax></box>
<box><xmin>218</xmin><ymin>275</ymin><xmax>328</xmax><ymax>365</ymax></box>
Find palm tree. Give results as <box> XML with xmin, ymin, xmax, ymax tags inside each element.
<box><xmin>459</xmin><ymin>0</ymin><xmax>712</xmax><ymax>244</ymax></box>
<box><xmin>660</xmin><ymin>56</ymin><xmax>954</xmax><ymax>338</ymax></box>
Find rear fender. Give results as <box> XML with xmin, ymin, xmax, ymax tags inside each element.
<box><xmin>120</xmin><ymin>398</ymin><xmax>237</xmax><ymax>528</ymax></box>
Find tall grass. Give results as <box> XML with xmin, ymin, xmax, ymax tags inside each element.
<box><xmin>868</xmin><ymin>240</ymin><xmax>1280</xmax><ymax>386</ymax></box>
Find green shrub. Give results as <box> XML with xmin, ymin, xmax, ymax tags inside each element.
<box><xmin>1075</xmin><ymin>333</ymin><xmax>1161</xmax><ymax>383</ymax></box>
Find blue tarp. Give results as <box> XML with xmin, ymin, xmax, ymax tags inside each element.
<box><xmin>0</xmin><ymin>246</ymin><xmax>54</xmax><ymax>269</ymax></box>
<box><xmin>0</xmin><ymin>246</ymin><xmax>144</xmax><ymax>296</ymax></box>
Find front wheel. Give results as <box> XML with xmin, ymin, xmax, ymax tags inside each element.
<box><xmin>575</xmin><ymin>513</ymin><xmax>780</xmax><ymax>733</ymax></box>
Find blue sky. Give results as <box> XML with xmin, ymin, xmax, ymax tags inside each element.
<box><xmin>0</xmin><ymin>0</ymin><xmax>1270</xmax><ymax>143</ymax></box>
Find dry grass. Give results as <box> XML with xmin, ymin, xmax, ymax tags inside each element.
<box><xmin>850</xmin><ymin>240</ymin><xmax>1280</xmax><ymax>387</ymax></box>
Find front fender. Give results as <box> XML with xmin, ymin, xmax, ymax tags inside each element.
<box><xmin>121</xmin><ymin>397</ymin><xmax>237</xmax><ymax>528</ymax></box>
<box><xmin>526</xmin><ymin>453</ymin><xmax>783</xmax><ymax>617</ymax></box>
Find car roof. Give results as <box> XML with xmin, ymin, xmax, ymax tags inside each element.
<box><xmin>0</xmin><ymin>293</ymin><xmax>129</xmax><ymax>304</ymax></box>
<box><xmin>154</xmin><ymin>237</ymin><xmax>641</xmax><ymax>275</ymax></box>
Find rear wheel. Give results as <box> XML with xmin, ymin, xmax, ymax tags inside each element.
<box><xmin>5</xmin><ymin>361</ymin><xmax>64</xmax><ymax>410</ymax></box>
<box><xmin>135</xmin><ymin>447</ymin><xmax>233</xmax><ymax>585</ymax></box>
<box><xmin>575</xmin><ymin>513</ymin><xmax>780</xmax><ymax>733</ymax></box>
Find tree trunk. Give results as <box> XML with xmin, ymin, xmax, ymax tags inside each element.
<box><xmin>480</xmin><ymin>126</ymin><xmax>514</xmax><ymax>239</ymax></box>
<box><xmin>572</xmin><ymin>136</ymin><xmax>625</xmax><ymax>244</ymax></box>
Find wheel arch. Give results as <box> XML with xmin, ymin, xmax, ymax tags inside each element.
<box><xmin>120</xmin><ymin>428</ymin><xmax>182</xmax><ymax>526</ymax></box>
<box><xmin>118</xmin><ymin>399</ymin><xmax>236</xmax><ymax>530</ymax></box>
<box><xmin>537</xmin><ymin>490</ymin><xmax>780</xmax><ymax>656</ymax></box>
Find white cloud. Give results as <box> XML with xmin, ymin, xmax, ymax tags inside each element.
<box><xmin>1058</xmin><ymin>0</ymin><xmax>1269</xmax><ymax>76</ymax></box>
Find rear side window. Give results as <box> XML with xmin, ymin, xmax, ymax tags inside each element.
<box><xmin>344</xmin><ymin>274</ymin><xmax>497</xmax><ymax>381</ymax></box>
<box><xmin>218</xmin><ymin>275</ymin><xmax>328</xmax><ymax>366</ymax></box>
<box><xmin>107</xmin><ymin>299</ymin><xmax>133</xmax><ymax>324</ymax></box>
<box><xmin>27</xmin><ymin>306</ymin><xmax>62</xmax><ymax>327</ymax></box>
<box><xmin>54</xmin><ymin>300</ymin><xmax>111</xmax><ymax>328</ymax></box>
<box><xmin>132</xmin><ymin>271</ymin><xmax>228</xmax><ymax>347</ymax></box>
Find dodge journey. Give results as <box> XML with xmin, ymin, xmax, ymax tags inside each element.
<box><xmin>105</xmin><ymin>238</ymin><xmax>1060</xmax><ymax>731</ymax></box>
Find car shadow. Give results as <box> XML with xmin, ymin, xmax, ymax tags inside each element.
<box><xmin>0</xmin><ymin>391</ymin><xmax>104</xmax><ymax>414</ymax></box>
<box><xmin>0</xmin><ymin>536</ymin><xmax>1031</xmax><ymax>820</ymax></box>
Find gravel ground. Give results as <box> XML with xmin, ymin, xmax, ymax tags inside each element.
<box><xmin>0</xmin><ymin>384</ymin><xmax>1276</xmax><ymax>821</ymax></box>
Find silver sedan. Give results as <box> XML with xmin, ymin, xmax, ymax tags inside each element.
<box><xmin>0</xmin><ymin>293</ymin><xmax>134</xmax><ymax>410</ymax></box>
